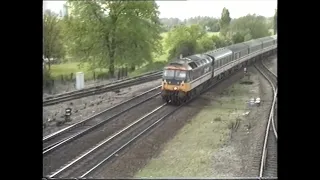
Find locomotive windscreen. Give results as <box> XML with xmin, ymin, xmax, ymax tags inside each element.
<box><xmin>163</xmin><ymin>69</ymin><xmax>186</xmax><ymax>80</ymax></box>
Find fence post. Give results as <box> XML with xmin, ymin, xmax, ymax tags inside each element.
<box><xmin>70</xmin><ymin>73</ymin><xmax>73</xmax><ymax>81</ymax></box>
<box><xmin>93</xmin><ymin>72</ymin><xmax>96</xmax><ymax>81</ymax></box>
<box><xmin>125</xmin><ymin>67</ymin><xmax>128</xmax><ymax>77</ymax></box>
<box><xmin>117</xmin><ymin>69</ymin><xmax>120</xmax><ymax>80</ymax></box>
<box><xmin>121</xmin><ymin>67</ymin><xmax>124</xmax><ymax>79</ymax></box>
<box><xmin>61</xmin><ymin>75</ymin><xmax>64</xmax><ymax>84</ymax></box>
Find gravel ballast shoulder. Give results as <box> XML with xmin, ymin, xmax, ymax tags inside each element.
<box><xmin>43</xmin><ymin>79</ymin><xmax>161</xmax><ymax>137</ymax></box>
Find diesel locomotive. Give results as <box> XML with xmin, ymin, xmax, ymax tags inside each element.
<box><xmin>161</xmin><ymin>35</ymin><xmax>277</xmax><ymax>105</ymax></box>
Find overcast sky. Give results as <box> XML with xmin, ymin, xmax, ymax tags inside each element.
<box><xmin>43</xmin><ymin>0</ymin><xmax>277</xmax><ymax>19</ymax></box>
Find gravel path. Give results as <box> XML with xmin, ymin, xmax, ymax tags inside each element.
<box><xmin>43</xmin><ymin>79</ymin><xmax>161</xmax><ymax>137</ymax></box>
<box><xmin>91</xmin><ymin>67</ymin><xmax>252</xmax><ymax>178</ymax></box>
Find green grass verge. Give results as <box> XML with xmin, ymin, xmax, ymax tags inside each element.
<box><xmin>135</xmin><ymin>76</ymin><xmax>259</xmax><ymax>177</ymax></box>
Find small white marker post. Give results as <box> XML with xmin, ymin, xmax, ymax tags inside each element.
<box><xmin>76</xmin><ymin>72</ymin><xmax>85</xmax><ymax>90</ymax></box>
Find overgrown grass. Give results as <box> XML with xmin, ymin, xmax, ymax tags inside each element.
<box><xmin>128</xmin><ymin>61</ymin><xmax>167</xmax><ymax>77</ymax></box>
<box><xmin>50</xmin><ymin>62</ymin><xmax>108</xmax><ymax>80</ymax></box>
<box><xmin>135</xmin><ymin>76</ymin><xmax>259</xmax><ymax>177</ymax></box>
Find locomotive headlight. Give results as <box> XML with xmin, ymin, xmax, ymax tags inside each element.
<box><xmin>174</xmin><ymin>87</ymin><xmax>178</xmax><ymax>90</ymax></box>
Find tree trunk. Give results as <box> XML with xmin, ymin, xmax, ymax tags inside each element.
<box><xmin>130</xmin><ymin>64</ymin><xmax>135</xmax><ymax>71</ymax></box>
<box><xmin>109</xmin><ymin>60</ymin><xmax>115</xmax><ymax>78</ymax></box>
<box><xmin>109</xmin><ymin>36</ymin><xmax>116</xmax><ymax>77</ymax></box>
<box><xmin>48</xmin><ymin>60</ymin><xmax>51</xmax><ymax>70</ymax></box>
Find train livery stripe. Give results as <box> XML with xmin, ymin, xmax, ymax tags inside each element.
<box><xmin>189</xmin><ymin>72</ymin><xmax>212</xmax><ymax>90</ymax></box>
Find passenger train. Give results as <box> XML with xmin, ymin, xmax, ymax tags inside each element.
<box><xmin>161</xmin><ymin>35</ymin><xmax>277</xmax><ymax>105</ymax></box>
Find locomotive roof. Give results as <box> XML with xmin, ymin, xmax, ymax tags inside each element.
<box><xmin>205</xmin><ymin>48</ymin><xmax>232</xmax><ymax>60</ymax></box>
<box><xmin>165</xmin><ymin>54</ymin><xmax>212</xmax><ymax>70</ymax></box>
<box><xmin>226</xmin><ymin>43</ymin><xmax>249</xmax><ymax>53</ymax></box>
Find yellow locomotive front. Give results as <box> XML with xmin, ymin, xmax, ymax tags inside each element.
<box><xmin>161</xmin><ymin>66</ymin><xmax>192</xmax><ymax>105</ymax></box>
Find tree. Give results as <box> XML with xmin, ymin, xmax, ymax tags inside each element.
<box><xmin>64</xmin><ymin>0</ymin><xmax>162</xmax><ymax>77</ymax></box>
<box><xmin>197</xmin><ymin>34</ymin><xmax>215</xmax><ymax>53</ymax></box>
<box><xmin>219</xmin><ymin>7</ymin><xmax>231</xmax><ymax>37</ymax></box>
<box><xmin>274</xmin><ymin>9</ymin><xmax>277</xmax><ymax>34</ymax></box>
<box><xmin>43</xmin><ymin>10</ymin><xmax>66</xmax><ymax>70</ymax></box>
<box><xmin>165</xmin><ymin>24</ymin><xmax>206</xmax><ymax>60</ymax></box>
<box><xmin>211</xmin><ymin>35</ymin><xmax>231</xmax><ymax>48</ymax></box>
<box><xmin>230</xmin><ymin>14</ymin><xmax>270</xmax><ymax>39</ymax></box>
<box><xmin>232</xmin><ymin>32</ymin><xmax>245</xmax><ymax>44</ymax></box>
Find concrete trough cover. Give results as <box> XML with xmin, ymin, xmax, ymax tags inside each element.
<box><xmin>255</xmin><ymin>97</ymin><xmax>261</xmax><ymax>104</ymax></box>
<box><xmin>242</xmin><ymin>111</ymin><xmax>250</xmax><ymax>116</ymax></box>
<box><xmin>250</xmin><ymin>98</ymin><xmax>255</xmax><ymax>105</ymax></box>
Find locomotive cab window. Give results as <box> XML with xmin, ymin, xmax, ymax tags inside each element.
<box><xmin>175</xmin><ymin>70</ymin><xmax>187</xmax><ymax>80</ymax></box>
<box><xmin>163</xmin><ymin>69</ymin><xmax>175</xmax><ymax>78</ymax></box>
<box><xmin>163</xmin><ymin>69</ymin><xmax>187</xmax><ymax>81</ymax></box>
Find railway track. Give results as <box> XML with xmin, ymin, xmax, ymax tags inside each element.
<box><xmin>43</xmin><ymin>86</ymin><xmax>161</xmax><ymax>155</ymax></box>
<box><xmin>47</xmin><ymin>103</ymin><xmax>174</xmax><ymax>178</ymax></box>
<box><xmin>43</xmin><ymin>87</ymin><xmax>164</xmax><ymax>176</ymax></box>
<box><xmin>43</xmin><ymin>71</ymin><xmax>162</xmax><ymax>106</ymax></box>
<box><xmin>254</xmin><ymin>58</ymin><xmax>278</xmax><ymax>179</ymax></box>
<box><xmin>44</xmin><ymin>61</ymin><xmax>240</xmax><ymax>179</ymax></box>
<box><xmin>43</xmin><ymin>54</ymin><xmax>277</xmax><ymax>179</ymax></box>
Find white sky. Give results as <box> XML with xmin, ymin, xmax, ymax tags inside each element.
<box><xmin>43</xmin><ymin>0</ymin><xmax>277</xmax><ymax>19</ymax></box>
